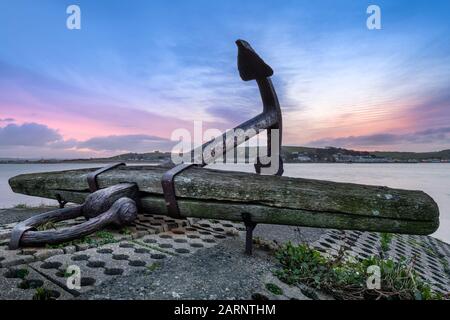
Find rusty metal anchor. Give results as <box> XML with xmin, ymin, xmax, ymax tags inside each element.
<box><xmin>162</xmin><ymin>39</ymin><xmax>284</xmax><ymax>254</ymax></box>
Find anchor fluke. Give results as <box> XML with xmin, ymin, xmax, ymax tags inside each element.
<box><xmin>236</xmin><ymin>39</ymin><xmax>274</xmax><ymax>81</ymax></box>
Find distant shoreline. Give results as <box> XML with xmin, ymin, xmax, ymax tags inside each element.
<box><xmin>1</xmin><ymin>160</ymin><xmax>449</xmax><ymax>165</ymax></box>
<box><xmin>1</xmin><ymin>146</ymin><xmax>449</xmax><ymax>164</ymax></box>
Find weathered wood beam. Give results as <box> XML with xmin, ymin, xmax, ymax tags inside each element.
<box><xmin>8</xmin><ymin>166</ymin><xmax>440</xmax><ymax>235</ymax></box>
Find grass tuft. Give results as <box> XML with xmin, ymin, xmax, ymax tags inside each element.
<box><xmin>265</xmin><ymin>283</ymin><xmax>283</xmax><ymax>296</ymax></box>
<box><xmin>146</xmin><ymin>262</ymin><xmax>161</xmax><ymax>272</ymax></box>
<box><xmin>45</xmin><ymin>230</ymin><xmax>117</xmax><ymax>249</ymax></box>
<box><xmin>380</xmin><ymin>233</ymin><xmax>394</xmax><ymax>253</ymax></box>
<box><xmin>32</xmin><ymin>288</ymin><xmax>57</xmax><ymax>300</ymax></box>
<box><xmin>14</xmin><ymin>204</ymin><xmax>29</xmax><ymax>209</ymax></box>
<box><xmin>37</xmin><ymin>221</ymin><xmax>57</xmax><ymax>231</ymax></box>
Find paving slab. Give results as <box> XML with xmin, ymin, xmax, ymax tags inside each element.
<box><xmin>30</xmin><ymin>241</ymin><xmax>170</xmax><ymax>295</ymax></box>
<box><xmin>0</xmin><ymin>216</ymin><xmax>245</xmax><ymax>298</ymax></box>
<box><xmin>0</xmin><ymin>264</ymin><xmax>73</xmax><ymax>300</ymax></box>
<box><xmin>79</xmin><ymin>236</ymin><xmax>279</xmax><ymax>300</ymax></box>
<box><xmin>0</xmin><ymin>243</ymin><xmax>36</xmax><ymax>268</ymax></box>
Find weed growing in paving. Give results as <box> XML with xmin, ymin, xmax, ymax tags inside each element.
<box><xmin>37</xmin><ymin>221</ymin><xmax>57</xmax><ymax>231</ymax></box>
<box><xmin>16</xmin><ymin>268</ymin><xmax>29</xmax><ymax>279</ymax></box>
<box><xmin>13</xmin><ymin>204</ymin><xmax>29</xmax><ymax>209</ymax></box>
<box><xmin>46</xmin><ymin>231</ymin><xmax>117</xmax><ymax>249</ymax></box>
<box><xmin>5</xmin><ymin>268</ymin><xmax>30</xmax><ymax>279</ymax></box>
<box><xmin>132</xmin><ymin>240</ymin><xmax>176</xmax><ymax>256</ymax></box>
<box><xmin>119</xmin><ymin>227</ymin><xmax>132</xmax><ymax>235</ymax></box>
<box><xmin>146</xmin><ymin>262</ymin><xmax>161</xmax><ymax>273</ymax></box>
<box><xmin>265</xmin><ymin>283</ymin><xmax>283</xmax><ymax>296</ymax></box>
<box><xmin>33</xmin><ymin>288</ymin><xmax>58</xmax><ymax>300</ymax></box>
<box><xmin>380</xmin><ymin>233</ymin><xmax>393</xmax><ymax>253</ymax></box>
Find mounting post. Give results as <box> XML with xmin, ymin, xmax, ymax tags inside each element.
<box><xmin>55</xmin><ymin>194</ymin><xmax>68</xmax><ymax>209</ymax></box>
<box><xmin>242</xmin><ymin>213</ymin><xmax>257</xmax><ymax>255</ymax></box>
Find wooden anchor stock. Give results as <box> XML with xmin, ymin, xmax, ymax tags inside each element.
<box><xmin>9</xmin><ymin>166</ymin><xmax>440</xmax><ymax>246</ymax></box>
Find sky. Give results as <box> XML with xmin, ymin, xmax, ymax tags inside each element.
<box><xmin>0</xmin><ymin>0</ymin><xmax>449</xmax><ymax>158</ymax></box>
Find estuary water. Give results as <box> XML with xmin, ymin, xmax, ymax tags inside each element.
<box><xmin>1</xmin><ymin>163</ymin><xmax>449</xmax><ymax>243</ymax></box>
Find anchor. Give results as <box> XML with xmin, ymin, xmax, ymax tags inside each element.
<box><xmin>162</xmin><ymin>39</ymin><xmax>284</xmax><ymax>254</ymax></box>
<box><xmin>9</xmin><ymin>40</ymin><xmax>285</xmax><ymax>253</ymax></box>
<box><xmin>8</xmin><ymin>40</ymin><xmax>439</xmax><ymax>253</ymax></box>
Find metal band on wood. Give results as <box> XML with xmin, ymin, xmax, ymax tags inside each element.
<box><xmin>9</xmin><ymin>225</ymin><xmax>35</xmax><ymax>250</ymax></box>
<box><xmin>87</xmin><ymin>163</ymin><xmax>125</xmax><ymax>192</ymax></box>
<box><xmin>161</xmin><ymin>163</ymin><xmax>197</xmax><ymax>219</ymax></box>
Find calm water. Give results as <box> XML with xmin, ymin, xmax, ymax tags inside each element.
<box><xmin>1</xmin><ymin>163</ymin><xmax>449</xmax><ymax>243</ymax></box>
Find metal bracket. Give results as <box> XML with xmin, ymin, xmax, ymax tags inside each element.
<box><xmin>9</xmin><ymin>225</ymin><xmax>35</xmax><ymax>250</ymax></box>
<box><xmin>161</xmin><ymin>163</ymin><xmax>197</xmax><ymax>219</ymax></box>
<box><xmin>11</xmin><ymin>195</ymin><xmax>69</xmax><ymax>249</ymax></box>
<box><xmin>55</xmin><ymin>194</ymin><xmax>68</xmax><ymax>209</ymax></box>
<box><xmin>87</xmin><ymin>163</ymin><xmax>125</xmax><ymax>192</ymax></box>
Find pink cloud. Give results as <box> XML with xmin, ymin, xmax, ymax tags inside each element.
<box><xmin>1</xmin><ymin>98</ymin><xmax>201</xmax><ymax>142</ymax></box>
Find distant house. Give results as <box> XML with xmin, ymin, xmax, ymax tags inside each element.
<box><xmin>297</xmin><ymin>153</ymin><xmax>312</xmax><ymax>162</ymax></box>
<box><xmin>333</xmin><ymin>153</ymin><xmax>389</xmax><ymax>163</ymax></box>
<box><xmin>421</xmin><ymin>159</ymin><xmax>442</xmax><ymax>163</ymax></box>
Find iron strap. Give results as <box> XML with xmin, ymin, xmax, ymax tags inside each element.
<box><xmin>161</xmin><ymin>163</ymin><xmax>197</xmax><ymax>219</ymax></box>
<box><xmin>9</xmin><ymin>225</ymin><xmax>35</xmax><ymax>250</ymax></box>
<box><xmin>87</xmin><ymin>163</ymin><xmax>126</xmax><ymax>192</ymax></box>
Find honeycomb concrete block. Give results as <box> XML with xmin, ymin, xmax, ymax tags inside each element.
<box><xmin>0</xmin><ymin>223</ymin><xmax>15</xmax><ymax>240</ymax></box>
<box><xmin>75</xmin><ymin>243</ymin><xmax>90</xmax><ymax>251</ymax></box>
<box><xmin>0</xmin><ymin>264</ymin><xmax>73</xmax><ymax>300</ymax></box>
<box><xmin>0</xmin><ymin>214</ymin><xmax>244</xmax><ymax>299</ymax></box>
<box><xmin>34</xmin><ymin>248</ymin><xmax>65</xmax><ymax>261</ymax></box>
<box><xmin>134</xmin><ymin>213</ymin><xmax>189</xmax><ymax>233</ymax></box>
<box><xmin>30</xmin><ymin>241</ymin><xmax>172</xmax><ymax>295</ymax></box>
<box><xmin>135</xmin><ymin>225</ymin><xmax>234</xmax><ymax>257</ymax></box>
<box><xmin>311</xmin><ymin>230</ymin><xmax>450</xmax><ymax>295</ymax></box>
<box><xmin>192</xmin><ymin>219</ymin><xmax>245</xmax><ymax>236</ymax></box>
<box><xmin>0</xmin><ymin>244</ymin><xmax>36</xmax><ymax>268</ymax></box>
<box><xmin>64</xmin><ymin>245</ymin><xmax>77</xmax><ymax>254</ymax></box>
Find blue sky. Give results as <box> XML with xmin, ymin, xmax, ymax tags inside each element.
<box><xmin>0</xmin><ymin>0</ymin><xmax>449</xmax><ymax>158</ymax></box>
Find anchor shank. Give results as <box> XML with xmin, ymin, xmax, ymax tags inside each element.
<box><xmin>195</xmin><ymin>111</ymin><xmax>280</xmax><ymax>166</ymax></box>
